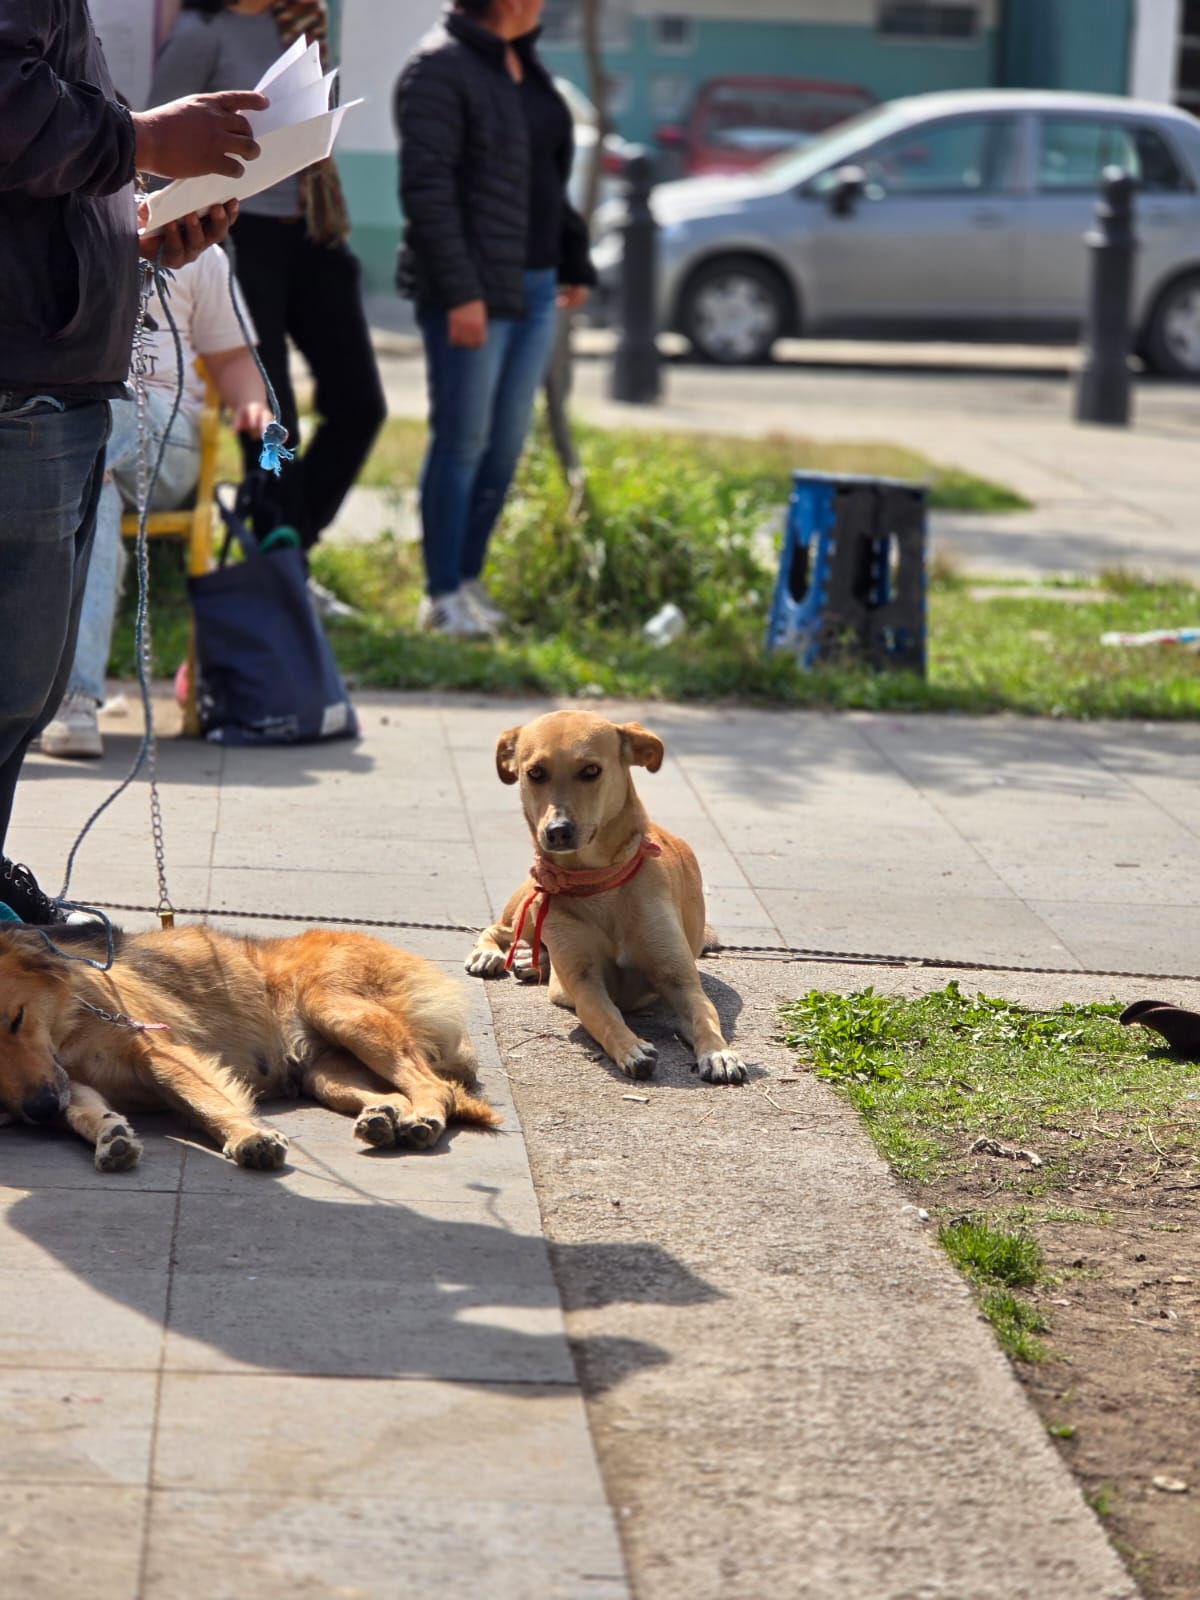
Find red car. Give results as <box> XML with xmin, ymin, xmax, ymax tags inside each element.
<box><xmin>655</xmin><ymin>76</ymin><xmax>877</xmax><ymax>178</ymax></box>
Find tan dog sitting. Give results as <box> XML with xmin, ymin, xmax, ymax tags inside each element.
<box><xmin>466</xmin><ymin>711</ymin><xmax>747</xmax><ymax>1084</ymax></box>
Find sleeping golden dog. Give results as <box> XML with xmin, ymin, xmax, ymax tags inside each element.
<box><xmin>0</xmin><ymin>922</ymin><xmax>498</xmax><ymax>1172</ymax></box>
<box><xmin>466</xmin><ymin>711</ymin><xmax>747</xmax><ymax>1084</ymax></box>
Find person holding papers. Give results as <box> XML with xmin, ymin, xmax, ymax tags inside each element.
<box><xmin>394</xmin><ymin>0</ymin><xmax>597</xmax><ymax>637</ymax></box>
<box><xmin>0</xmin><ymin>0</ymin><xmax>265</xmax><ymax>926</ymax></box>
<box><xmin>151</xmin><ymin>1</ymin><xmax>386</xmax><ymax>561</ymax></box>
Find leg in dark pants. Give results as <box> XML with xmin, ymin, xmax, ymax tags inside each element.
<box><xmin>232</xmin><ymin>214</ymin><xmax>386</xmax><ymax>550</ymax></box>
<box><xmin>0</xmin><ymin>398</ymin><xmax>110</xmax><ymax>851</ymax></box>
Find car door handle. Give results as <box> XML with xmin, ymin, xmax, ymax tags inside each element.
<box><xmin>969</xmin><ymin>209</ymin><xmax>1007</xmax><ymax>229</ymax></box>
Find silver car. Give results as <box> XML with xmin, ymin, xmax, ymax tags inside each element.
<box><xmin>591</xmin><ymin>89</ymin><xmax>1200</xmax><ymax>374</ymax></box>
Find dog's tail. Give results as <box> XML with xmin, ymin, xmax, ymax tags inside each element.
<box><xmin>450</xmin><ymin>1082</ymin><xmax>503</xmax><ymax>1129</ymax></box>
<box><xmin>702</xmin><ymin>923</ymin><xmax>723</xmax><ymax>956</ymax></box>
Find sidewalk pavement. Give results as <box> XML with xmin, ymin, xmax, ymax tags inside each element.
<box><xmin>6</xmin><ymin>693</ymin><xmax>1200</xmax><ymax>1597</ymax></box>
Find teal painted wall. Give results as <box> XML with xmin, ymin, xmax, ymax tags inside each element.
<box><xmin>340</xmin><ymin>148</ymin><xmax>401</xmax><ymax>293</ymax></box>
<box><xmin>998</xmin><ymin>0</ymin><xmax>1133</xmax><ymax>93</ymax></box>
<box><xmin>540</xmin><ymin>18</ymin><xmax>999</xmax><ymax>146</ymax></box>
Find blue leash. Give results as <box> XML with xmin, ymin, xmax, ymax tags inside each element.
<box><xmin>46</xmin><ymin>243</ymin><xmax>290</xmax><ymax>970</ymax></box>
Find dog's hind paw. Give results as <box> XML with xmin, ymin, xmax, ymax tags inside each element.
<box><xmin>95</xmin><ymin>1119</ymin><xmax>143</xmax><ymax>1172</ymax></box>
<box><xmin>353</xmin><ymin>1102</ymin><xmax>445</xmax><ymax>1152</ymax></box>
<box><xmin>355</xmin><ymin>1105</ymin><xmax>400</xmax><ymax>1148</ymax></box>
<box><xmin>698</xmin><ymin>1049</ymin><xmax>748</xmax><ymax>1085</ymax></box>
<box><xmin>621</xmin><ymin>1040</ymin><xmax>658</xmax><ymax>1080</ymax></box>
<box><xmin>224</xmin><ymin>1128</ymin><xmax>289</xmax><ymax>1170</ymax></box>
<box><xmin>465</xmin><ymin>947</ymin><xmax>508</xmax><ymax>979</ymax></box>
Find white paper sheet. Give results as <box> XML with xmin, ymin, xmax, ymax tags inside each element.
<box><xmin>139</xmin><ymin>41</ymin><xmax>356</xmax><ymax>236</ymax></box>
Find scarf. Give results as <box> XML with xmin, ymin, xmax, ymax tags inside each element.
<box><xmin>270</xmin><ymin>0</ymin><xmax>351</xmax><ymax>245</ymax></box>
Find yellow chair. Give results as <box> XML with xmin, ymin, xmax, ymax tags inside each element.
<box><xmin>119</xmin><ymin>361</ymin><xmax>221</xmax><ymax>737</ymax></box>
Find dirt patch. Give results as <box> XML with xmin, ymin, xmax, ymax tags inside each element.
<box><xmin>917</xmin><ymin>1138</ymin><xmax>1200</xmax><ymax>1599</ymax></box>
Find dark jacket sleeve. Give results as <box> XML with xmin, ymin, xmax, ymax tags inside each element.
<box><xmin>554</xmin><ymin>114</ymin><xmax>597</xmax><ymax>287</ymax></box>
<box><xmin>395</xmin><ymin>52</ymin><xmax>483</xmax><ymax>309</ymax></box>
<box><xmin>0</xmin><ymin>7</ymin><xmax>135</xmax><ymax>197</ymax></box>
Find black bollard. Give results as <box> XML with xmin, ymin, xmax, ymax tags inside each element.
<box><xmin>611</xmin><ymin>148</ymin><xmax>661</xmax><ymax>404</ymax></box>
<box><xmin>1075</xmin><ymin>166</ymin><xmax>1137</xmax><ymax>427</ymax></box>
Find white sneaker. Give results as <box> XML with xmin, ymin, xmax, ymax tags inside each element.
<box><xmin>460</xmin><ymin>579</ymin><xmax>506</xmax><ymax>630</ymax></box>
<box><xmin>307</xmin><ymin>577</ymin><xmax>359</xmax><ymax>620</ymax></box>
<box><xmin>416</xmin><ymin>590</ymin><xmax>493</xmax><ymax>638</ymax></box>
<box><xmin>39</xmin><ymin>691</ymin><xmax>102</xmax><ymax>760</ymax></box>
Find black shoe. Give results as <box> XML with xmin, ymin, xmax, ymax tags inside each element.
<box><xmin>0</xmin><ymin>858</ymin><xmax>66</xmax><ymax>925</ymax></box>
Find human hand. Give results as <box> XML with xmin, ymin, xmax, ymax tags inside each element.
<box><xmin>132</xmin><ymin>92</ymin><xmax>269</xmax><ymax>180</ymax></box>
<box><xmin>231</xmin><ymin>400</ymin><xmax>276</xmax><ymax>438</ymax></box>
<box><xmin>556</xmin><ymin>285</ymin><xmax>590</xmax><ymax>311</ymax></box>
<box><xmin>138</xmin><ymin>200</ymin><xmax>239</xmax><ymax>268</ymax></box>
<box><xmin>448</xmin><ymin>299</ymin><xmax>488</xmax><ymax>349</ymax></box>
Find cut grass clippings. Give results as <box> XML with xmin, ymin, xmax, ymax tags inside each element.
<box><xmin>121</xmin><ymin>412</ymin><xmax>1200</xmax><ymax>718</ymax></box>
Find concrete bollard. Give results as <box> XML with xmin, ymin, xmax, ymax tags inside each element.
<box><xmin>1075</xmin><ymin>166</ymin><xmax>1137</xmax><ymax>427</ymax></box>
<box><xmin>611</xmin><ymin>148</ymin><xmax>661</xmax><ymax>405</ymax></box>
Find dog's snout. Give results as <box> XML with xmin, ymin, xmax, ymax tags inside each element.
<box><xmin>22</xmin><ymin>1084</ymin><xmax>67</xmax><ymax>1125</ymax></box>
<box><xmin>543</xmin><ymin>818</ymin><xmax>577</xmax><ymax>851</ymax></box>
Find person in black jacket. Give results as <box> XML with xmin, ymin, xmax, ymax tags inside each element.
<box><xmin>0</xmin><ymin>0</ymin><xmax>265</xmax><ymax>925</ymax></box>
<box><xmin>395</xmin><ymin>0</ymin><xmax>596</xmax><ymax>637</ymax></box>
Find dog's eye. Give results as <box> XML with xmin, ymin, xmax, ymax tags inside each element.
<box><xmin>9</xmin><ymin>1007</ymin><xmax>23</xmax><ymax>1036</ymax></box>
<box><xmin>526</xmin><ymin>765</ymin><xmax>547</xmax><ymax>783</ymax></box>
<box><xmin>579</xmin><ymin>764</ymin><xmax>602</xmax><ymax>782</ymax></box>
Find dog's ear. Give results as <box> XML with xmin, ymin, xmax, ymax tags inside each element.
<box><xmin>495</xmin><ymin>725</ymin><xmax>523</xmax><ymax>785</ymax></box>
<box><xmin>0</xmin><ymin>928</ymin><xmax>69</xmax><ymax>978</ymax></box>
<box><xmin>618</xmin><ymin>722</ymin><xmax>664</xmax><ymax>773</ymax></box>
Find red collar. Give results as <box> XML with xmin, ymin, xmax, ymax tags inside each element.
<box><xmin>504</xmin><ymin>835</ymin><xmax>662</xmax><ymax>975</ymax></box>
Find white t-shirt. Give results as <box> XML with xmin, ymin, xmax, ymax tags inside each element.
<box><xmin>141</xmin><ymin>246</ymin><xmax>258</xmax><ymax>428</ymax></box>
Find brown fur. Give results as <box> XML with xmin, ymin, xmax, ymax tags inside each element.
<box><xmin>466</xmin><ymin>711</ymin><xmax>747</xmax><ymax>1084</ymax></box>
<box><xmin>0</xmin><ymin>923</ymin><xmax>499</xmax><ymax>1172</ymax></box>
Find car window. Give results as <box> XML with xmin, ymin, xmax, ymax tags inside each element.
<box><xmin>856</xmin><ymin>115</ymin><xmax>1015</xmax><ymax>196</ymax></box>
<box><xmin>1037</xmin><ymin>117</ymin><xmax>1191</xmax><ymax>193</ymax></box>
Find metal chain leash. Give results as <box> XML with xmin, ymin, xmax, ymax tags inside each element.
<box><xmin>83</xmin><ymin>902</ymin><xmax>1200</xmax><ymax>987</ymax></box>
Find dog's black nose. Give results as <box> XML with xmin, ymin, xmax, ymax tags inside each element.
<box><xmin>22</xmin><ymin>1085</ymin><xmax>65</xmax><ymax>1124</ymax></box>
<box><xmin>544</xmin><ymin>819</ymin><xmax>576</xmax><ymax>851</ymax></box>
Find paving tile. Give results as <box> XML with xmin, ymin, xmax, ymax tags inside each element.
<box><xmin>1028</xmin><ymin>900</ymin><xmax>1200</xmax><ymax>978</ymax></box>
<box><xmin>0</xmin><ymin>1187</ymin><xmax>176</xmax><ymax>1274</ymax></box>
<box><xmin>758</xmin><ymin>887</ymin><xmax>1077</xmax><ymax>968</ymax></box>
<box><xmin>0</xmin><ymin>1268</ymin><xmax>169</xmax><ymax>1370</ymax></box>
<box><xmin>207</xmin><ymin>866</ymin><xmax>490</xmax><ymax>926</ymax></box>
<box><xmin>154</xmin><ymin>1373</ymin><xmax>610</xmax><ymax>1501</ymax></box>
<box><xmin>3</xmin><ymin>1485</ymin><xmax>147</xmax><ymax>1600</ymax></box>
<box><xmin>142</xmin><ymin>1489</ymin><xmax>627</xmax><ymax>1600</ymax></box>
<box><xmin>0</xmin><ymin>1122</ymin><xmax>185</xmax><ymax>1192</ymax></box>
<box><xmin>0</xmin><ymin>1370</ymin><xmax>157</xmax><ymax>1485</ymax></box>
<box><xmin>163</xmin><ymin>1274</ymin><xmax>574</xmax><ymax>1381</ymax></box>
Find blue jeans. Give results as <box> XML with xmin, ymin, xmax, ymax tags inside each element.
<box><xmin>69</xmin><ymin>394</ymin><xmax>198</xmax><ymax>706</ymax></box>
<box><xmin>417</xmin><ymin>268</ymin><xmax>559</xmax><ymax>597</ymax></box>
<box><xmin>0</xmin><ymin>395</ymin><xmax>111</xmax><ymax>849</ymax></box>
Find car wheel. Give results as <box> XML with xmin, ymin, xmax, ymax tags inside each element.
<box><xmin>679</xmin><ymin>256</ymin><xmax>792</xmax><ymax>364</ymax></box>
<box><xmin>1144</xmin><ymin>272</ymin><xmax>1200</xmax><ymax>378</ymax></box>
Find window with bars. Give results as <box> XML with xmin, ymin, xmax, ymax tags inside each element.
<box><xmin>877</xmin><ymin>2</ymin><xmax>979</xmax><ymax>38</ymax></box>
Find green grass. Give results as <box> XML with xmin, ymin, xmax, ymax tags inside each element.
<box><xmin>777</xmin><ymin>981</ymin><xmax>1198</xmax><ymax>1184</ymax></box>
<box><xmin>120</xmin><ymin>413</ymin><xmax>1200</xmax><ymax>717</ymax></box>
<box><xmin>938</xmin><ymin>1217</ymin><xmax>1043</xmax><ymax>1286</ymax></box>
<box><xmin>980</xmin><ymin>1289</ymin><xmax>1050</xmax><ymax>1362</ymax></box>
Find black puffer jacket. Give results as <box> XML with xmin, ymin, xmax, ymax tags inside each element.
<box><xmin>0</xmin><ymin>0</ymin><xmax>138</xmax><ymax>398</ymax></box>
<box><xmin>394</xmin><ymin>9</ymin><xmax>595</xmax><ymax>318</ymax></box>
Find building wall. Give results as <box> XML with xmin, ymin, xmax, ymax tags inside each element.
<box><xmin>541</xmin><ymin>15</ymin><xmax>1000</xmax><ymax>148</ymax></box>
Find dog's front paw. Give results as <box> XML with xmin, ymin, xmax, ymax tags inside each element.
<box><xmin>465</xmin><ymin>947</ymin><xmax>507</xmax><ymax>979</ymax></box>
<box><xmin>95</xmin><ymin>1117</ymin><xmax>143</xmax><ymax>1172</ymax></box>
<box><xmin>224</xmin><ymin>1127</ymin><xmax>289</xmax><ymax>1170</ymax></box>
<box><xmin>698</xmin><ymin>1049</ymin><xmax>748</xmax><ymax>1085</ymax></box>
<box><xmin>621</xmin><ymin>1040</ymin><xmax>658</xmax><ymax>1080</ymax></box>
